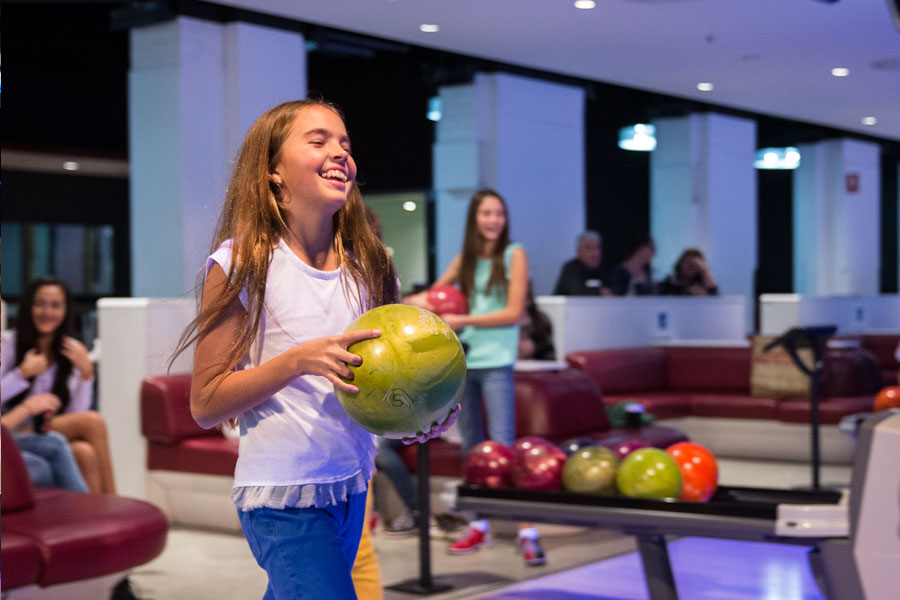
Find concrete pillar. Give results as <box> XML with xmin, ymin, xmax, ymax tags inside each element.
<box><xmin>433</xmin><ymin>72</ymin><xmax>585</xmax><ymax>295</ymax></box>
<box><xmin>129</xmin><ymin>17</ymin><xmax>305</xmax><ymax>297</ymax></box>
<box><xmin>793</xmin><ymin>139</ymin><xmax>880</xmax><ymax>295</ymax></box>
<box><xmin>651</xmin><ymin>113</ymin><xmax>757</xmax><ymax>329</ymax></box>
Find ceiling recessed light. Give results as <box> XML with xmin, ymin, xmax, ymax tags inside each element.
<box><xmin>754</xmin><ymin>147</ymin><xmax>801</xmax><ymax>170</ymax></box>
<box><xmin>831</xmin><ymin>67</ymin><xmax>850</xmax><ymax>77</ymax></box>
<box><xmin>861</xmin><ymin>116</ymin><xmax>877</xmax><ymax>125</ymax></box>
<box><xmin>419</xmin><ymin>24</ymin><xmax>439</xmax><ymax>33</ymax></box>
<box><xmin>574</xmin><ymin>0</ymin><xmax>596</xmax><ymax>8</ymax></box>
<box><xmin>63</xmin><ymin>161</ymin><xmax>80</xmax><ymax>171</ymax></box>
<box><xmin>697</xmin><ymin>82</ymin><xmax>714</xmax><ymax>92</ymax></box>
<box><xmin>403</xmin><ymin>201</ymin><xmax>417</xmax><ymax>212</ymax></box>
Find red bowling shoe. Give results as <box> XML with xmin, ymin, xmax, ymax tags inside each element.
<box><xmin>448</xmin><ymin>522</ymin><xmax>493</xmax><ymax>554</ymax></box>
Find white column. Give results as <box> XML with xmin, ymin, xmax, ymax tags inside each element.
<box><xmin>651</xmin><ymin>113</ymin><xmax>757</xmax><ymax>328</ymax></box>
<box><xmin>433</xmin><ymin>73</ymin><xmax>585</xmax><ymax>295</ymax></box>
<box><xmin>793</xmin><ymin>139</ymin><xmax>881</xmax><ymax>295</ymax></box>
<box><xmin>129</xmin><ymin>17</ymin><xmax>305</xmax><ymax>297</ymax></box>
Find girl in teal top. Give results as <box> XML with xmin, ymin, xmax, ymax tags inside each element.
<box><xmin>411</xmin><ymin>189</ymin><xmax>545</xmax><ymax>565</ymax></box>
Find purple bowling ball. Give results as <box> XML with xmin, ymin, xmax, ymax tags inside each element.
<box><xmin>606</xmin><ymin>438</ymin><xmax>650</xmax><ymax>461</ymax></box>
<box><xmin>559</xmin><ymin>437</ymin><xmax>600</xmax><ymax>456</ymax></box>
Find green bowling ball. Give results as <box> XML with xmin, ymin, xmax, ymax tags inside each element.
<box><xmin>336</xmin><ymin>304</ymin><xmax>466</xmax><ymax>439</ymax></box>
<box><xmin>616</xmin><ymin>447</ymin><xmax>683</xmax><ymax>499</ymax></box>
<box><xmin>561</xmin><ymin>445</ymin><xmax>619</xmax><ymax>495</ymax></box>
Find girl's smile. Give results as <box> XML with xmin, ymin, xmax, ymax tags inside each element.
<box><xmin>32</xmin><ymin>284</ymin><xmax>67</xmax><ymax>336</ymax></box>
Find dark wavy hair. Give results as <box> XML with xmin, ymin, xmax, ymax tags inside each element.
<box><xmin>7</xmin><ymin>277</ymin><xmax>76</xmax><ymax>414</ymax></box>
<box><xmin>458</xmin><ymin>189</ymin><xmax>511</xmax><ymax>300</ymax></box>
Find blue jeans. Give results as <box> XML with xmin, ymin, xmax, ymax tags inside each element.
<box><xmin>375</xmin><ymin>436</ymin><xmax>418</xmax><ymax>511</ymax></box>
<box><xmin>15</xmin><ymin>431</ymin><xmax>89</xmax><ymax>493</ymax></box>
<box><xmin>457</xmin><ymin>365</ymin><xmax>516</xmax><ymax>454</ymax></box>
<box><xmin>238</xmin><ymin>491</ymin><xmax>367</xmax><ymax>600</ymax></box>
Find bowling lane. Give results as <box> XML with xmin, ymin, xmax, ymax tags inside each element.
<box><xmin>468</xmin><ymin>536</ymin><xmax>825</xmax><ymax>600</ymax></box>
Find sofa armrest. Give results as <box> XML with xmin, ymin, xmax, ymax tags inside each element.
<box><xmin>141</xmin><ymin>374</ymin><xmax>219</xmax><ymax>444</ymax></box>
<box><xmin>566</xmin><ymin>347</ymin><xmax>667</xmax><ymax>393</ymax></box>
<box><xmin>514</xmin><ymin>369</ymin><xmax>610</xmax><ymax>439</ymax></box>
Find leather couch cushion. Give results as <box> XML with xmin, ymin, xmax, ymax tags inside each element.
<box><xmin>141</xmin><ymin>374</ymin><xmax>217</xmax><ymax>443</ymax></box>
<box><xmin>665</xmin><ymin>347</ymin><xmax>750</xmax><ymax>392</ymax></box>
<box><xmin>1</xmin><ymin>492</ymin><xmax>168</xmax><ymax>586</ymax></box>
<box><xmin>399</xmin><ymin>439</ymin><xmax>463</xmax><ymax>478</ymax></box>
<box><xmin>1</xmin><ymin>425</ymin><xmax>36</xmax><ymax>514</ymax></box>
<box><xmin>821</xmin><ymin>348</ymin><xmax>885</xmax><ymax>397</ymax></box>
<box><xmin>514</xmin><ymin>369</ymin><xmax>610</xmax><ymax>439</ymax></box>
<box><xmin>567</xmin><ymin>348</ymin><xmax>667</xmax><ymax>393</ymax></box>
<box><xmin>147</xmin><ymin>436</ymin><xmax>239</xmax><ymax>476</ymax></box>
<box><xmin>602</xmin><ymin>393</ymin><xmax>692</xmax><ymax>420</ymax></box>
<box><xmin>0</xmin><ymin>531</ymin><xmax>42</xmax><ymax>591</ymax></box>
<box><xmin>776</xmin><ymin>396</ymin><xmax>876</xmax><ymax>425</ymax></box>
<box><xmin>690</xmin><ymin>393</ymin><xmax>779</xmax><ymax>419</ymax></box>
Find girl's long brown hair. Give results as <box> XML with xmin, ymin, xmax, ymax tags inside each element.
<box><xmin>170</xmin><ymin>99</ymin><xmax>398</xmax><ymax>374</ymax></box>
<box><xmin>458</xmin><ymin>189</ymin><xmax>511</xmax><ymax>301</ymax></box>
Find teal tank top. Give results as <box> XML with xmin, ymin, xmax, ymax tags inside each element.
<box><xmin>459</xmin><ymin>243</ymin><xmax>522</xmax><ymax>369</ymax></box>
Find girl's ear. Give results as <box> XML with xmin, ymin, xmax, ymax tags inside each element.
<box><xmin>269</xmin><ymin>172</ymin><xmax>283</xmax><ymax>186</ymax></box>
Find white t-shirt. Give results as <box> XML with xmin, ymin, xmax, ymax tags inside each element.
<box><xmin>208</xmin><ymin>239</ymin><xmax>377</xmax><ymax>510</ymax></box>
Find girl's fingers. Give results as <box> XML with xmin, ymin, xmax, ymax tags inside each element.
<box><xmin>341</xmin><ymin>329</ymin><xmax>381</xmax><ymax>346</ymax></box>
<box><xmin>329</xmin><ymin>373</ymin><xmax>359</xmax><ymax>394</ymax></box>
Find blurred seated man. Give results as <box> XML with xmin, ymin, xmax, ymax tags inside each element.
<box><xmin>553</xmin><ymin>231</ymin><xmax>612</xmax><ymax>296</ymax></box>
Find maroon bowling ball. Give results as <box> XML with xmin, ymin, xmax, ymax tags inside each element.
<box><xmin>510</xmin><ymin>436</ymin><xmax>568</xmax><ymax>491</ymax></box>
<box><xmin>559</xmin><ymin>437</ymin><xmax>600</xmax><ymax>456</ymax></box>
<box><xmin>464</xmin><ymin>441</ymin><xmax>515</xmax><ymax>488</ymax></box>
<box><xmin>606</xmin><ymin>437</ymin><xmax>650</xmax><ymax>462</ymax></box>
<box><xmin>426</xmin><ymin>285</ymin><xmax>468</xmax><ymax>316</ymax></box>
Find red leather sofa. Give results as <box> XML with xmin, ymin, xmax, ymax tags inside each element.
<box><xmin>838</xmin><ymin>333</ymin><xmax>900</xmax><ymax>385</ymax></box>
<box><xmin>140</xmin><ymin>369</ymin><xmax>687</xmax><ymax>484</ymax></box>
<box><xmin>397</xmin><ymin>368</ymin><xmax>688</xmax><ymax>477</ymax></box>
<box><xmin>1</xmin><ymin>425</ymin><xmax>169</xmax><ymax>594</ymax></box>
<box><xmin>565</xmin><ymin>344</ymin><xmax>884</xmax><ymax>425</ymax></box>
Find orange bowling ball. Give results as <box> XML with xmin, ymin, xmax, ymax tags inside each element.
<box><xmin>666</xmin><ymin>442</ymin><xmax>718</xmax><ymax>502</ymax></box>
<box><xmin>874</xmin><ymin>386</ymin><xmax>900</xmax><ymax>412</ymax></box>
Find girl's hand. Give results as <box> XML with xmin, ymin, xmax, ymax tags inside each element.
<box><xmin>402</xmin><ymin>403</ymin><xmax>461</xmax><ymax>445</ymax></box>
<box><xmin>19</xmin><ymin>348</ymin><xmax>49</xmax><ymax>379</ymax></box>
<box><xmin>403</xmin><ymin>291</ymin><xmax>434</xmax><ymax>311</ymax></box>
<box><xmin>295</xmin><ymin>329</ymin><xmax>381</xmax><ymax>394</ymax></box>
<box><xmin>61</xmin><ymin>337</ymin><xmax>93</xmax><ymax>378</ymax></box>
<box><xmin>23</xmin><ymin>393</ymin><xmax>62</xmax><ymax>416</ymax></box>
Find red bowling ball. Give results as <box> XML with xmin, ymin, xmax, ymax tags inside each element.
<box><xmin>464</xmin><ymin>441</ymin><xmax>515</xmax><ymax>488</ymax></box>
<box><xmin>510</xmin><ymin>436</ymin><xmax>567</xmax><ymax>491</ymax></box>
<box><xmin>666</xmin><ymin>442</ymin><xmax>719</xmax><ymax>502</ymax></box>
<box><xmin>426</xmin><ymin>285</ymin><xmax>468</xmax><ymax>316</ymax></box>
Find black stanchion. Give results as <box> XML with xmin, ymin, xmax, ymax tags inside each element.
<box><xmin>386</xmin><ymin>440</ymin><xmax>452</xmax><ymax>594</ymax></box>
<box><xmin>763</xmin><ymin>324</ymin><xmax>837</xmax><ymax>491</ymax></box>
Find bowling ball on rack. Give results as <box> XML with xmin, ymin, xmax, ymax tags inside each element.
<box><xmin>510</xmin><ymin>436</ymin><xmax>568</xmax><ymax>491</ymax></box>
<box><xmin>335</xmin><ymin>304</ymin><xmax>466</xmax><ymax>439</ymax></box>
<box><xmin>464</xmin><ymin>441</ymin><xmax>515</xmax><ymax>488</ymax></box>
<box><xmin>559</xmin><ymin>437</ymin><xmax>600</xmax><ymax>456</ymax></box>
<box><xmin>426</xmin><ymin>285</ymin><xmax>468</xmax><ymax>316</ymax></box>
<box><xmin>874</xmin><ymin>386</ymin><xmax>900</xmax><ymax>412</ymax></box>
<box><xmin>561</xmin><ymin>445</ymin><xmax>619</xmax><ymax>495</ymax></box>
<box><xmin>666</xmin><ymin>442</ymin><xmax>718</xmax><ymax>502</ymax></box>
<box><xmin>616</xmin><ymin>447</ymin><xmax>683</xmax><ymax>500</ymax></box>
<box><xmin>606</xmin><ymin>437</ymin><xmax>650</xmax><ymax>461</ymax></box>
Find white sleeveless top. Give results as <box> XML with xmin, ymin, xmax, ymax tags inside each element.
<box><xmin>208</xmin><ymin>239</ymin><xmax>377</xmax><ymax>510</ymax></box>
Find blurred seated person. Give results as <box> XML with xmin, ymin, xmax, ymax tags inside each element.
<box><xmin>659</xmin><ymin>248</ymin><xmax>719</xmax><ymax>296</ymax></box>
<box><xmin>2</xmin><ymin>408</ymin><xmax>89</xmax><ymax>493</ymax></box>
<box><xmin>609</xmin><ymin>233</ymin><xmax>657</xmax><ymax>296</ymax></box>
<box><xmin>1</xmin><ymin>277</ymin><xmax>116</xmax><ymax>494</ymax></box>
<box><xmin>519</xmin><ymin>283</ymin><xmax>555</xmax><ymax>361</ymax></box>
<box><xmin>553</xmin><ymin>231</ymin><xmax>612</xmax><ymax>296</ymax></box>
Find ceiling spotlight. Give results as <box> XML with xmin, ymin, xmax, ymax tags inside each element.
<box><xmin>754</xmin><ymin>147</ymin><xmax>801</xmax><ymax>170</ymax></box>
<box><xmin>574</xmin><ymin>0</ymin><xmax>596</xmax><ymax>8</ymax></box>
<box><xmin>697</xmin><ymin>82</ymin><xmax>714</xmax><ymax>92</ymax></box>
<box><xmin>618</xmin><ymin>124</ymin><xmax>657</xmax><ymax>152</ymax></box>
<box><xmin>831</xmin><ymin>67</ymin><xmax>850</xmax><ymax>77</ymax></box>
<box><xmin>62</xmin><ymin>161</ymin><xmax>81</xmax><ymax>171</ymax></box>
<box><xmin>403</xmin><ymin>201</ymin><xmax>418</xmax><ymax>212</ymax></box>
<box><xmin>861</xmin><ymin>116</ymin><xmax>877</xmax><ymax>125</ymax></box>
<box><xmin>419</xmin><ymin>24</ymin><xmax>439</xmax><ymax>33</ymax></box>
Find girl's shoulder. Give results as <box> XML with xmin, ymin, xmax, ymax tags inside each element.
<box><xmin>504</xmin><ymin>242</ymin><xmax>525</xmax><ymax>261</ymax></box>
<box><xmin>1</xmin><ymin>329</ymin><xmax>16</xmax><ymax>346</ymax></box>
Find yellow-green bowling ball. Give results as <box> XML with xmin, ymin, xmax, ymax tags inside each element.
<box><xmin>562</xmin><ymin>445</ymin><xmax>619</xmax><ymax>494</ymax></box>
<box><xmin>336</xmin><ymin>304</ymin><xmax>466</xmax><ymax>439</ymax></box>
